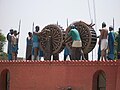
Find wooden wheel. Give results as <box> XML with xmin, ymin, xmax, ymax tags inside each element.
<box><xmin>40</xmin><ymin>24</ymin><xmax>64</xmax><ymax>54</ymax></box>
<box><xmin>65</xmin><ymin>21</ymin><xmax>97</xmax><ymax>54</ymax></box>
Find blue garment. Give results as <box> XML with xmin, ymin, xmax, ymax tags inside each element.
<box><xmin>97</xmin><ymin>36</ymin><xmax>101</xmax><ymax>60</ymax></box>
<box><xmin>8</xmin><ymin>54</ymin><xmax>12</xmax><ymax>60</ymax></box>
<box><xmin>32</xmin><ymin>45</ymin><xmax>44</xmax><ymax>59</ymax></box>
<box><xmin>33</xmin><ymin>34</ymin><xmax>39</xmax><ymax>48</ymax></box>
<box><xmin>27</xmin><ymin>37</ymin><xmax>32</xmax><ymax>46</ymax></box>
<box><xmin>32</xmin><ymin>47</ymin><xmax>34</xmax><ymax>55</ymax></box>
<box><xmin>7</xmin><ymin>33</ymin><xmax>12</xmax><ymax>54</ymax></box>
<box><xmin>26</xmin><ymin>37</ymin><xmax>33</xmax><ymax>59</ymax></box>
<box><xmin>98</xmin><ymin>45</ymin><xmax>101</xmax><ymax>60</ymax></box>
<box><xmin>64</xmin><ymin>47</ymin><xmax>71</xmax><ymax>56</ymax></box>
<box><xmin>39</xmin><ymin>48</ymin><xmax>44</xmax><ymax>57</ymax></box>
<box><xmin>33</xmin><ymin>42</ymin><xmax>39</xmax><ymax>48</ymax></box>
<box><xmin>12</xmin><ymin>44</ymin><xmax>18</xmax><ymax>53</ymax></box>
<box><xmin>108</xmin><ymin>31</ymin><xmax>115</xmax><ymax>60</ymax></box>
<box><xmin>64</xmin><ymin>47</ymin><xmax>71</xmax><ymax>60</ymax></box>
<box><xmin>7</xmin><ymin>33</ymin><xmax>12</xmax><ymax>60</ymax></box>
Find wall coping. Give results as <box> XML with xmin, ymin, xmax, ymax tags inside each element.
<box><xmin>0</xmin><ymin>60</ymin><xmax>120</xmax><ymax>66</ymax></box>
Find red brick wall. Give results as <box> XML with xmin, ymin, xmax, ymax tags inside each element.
<box><xmin>0</xmin><ymin>60</ymin><xmax>120</xmax><ymax>90</ymax></box>
<box><xmin>116</xmin><ymin>66</ymin><xmax>120</xmax><ymax>90</ymax></box>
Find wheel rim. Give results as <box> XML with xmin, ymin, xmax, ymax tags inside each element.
<box><xmin>65</xmin><ymin>21</ymin><xmax>97</xmax><ymax>54</ymax></box>
<box><xmin>40</xmin><ymin>24</ymin><xmax>64</xmax><ymax>54</ymax></box>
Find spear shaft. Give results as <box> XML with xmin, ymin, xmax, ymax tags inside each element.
<box><xmin>18</xmin><ymin>20</ymin><xmax>21</xmax><ymax>42</ymax></box>
<box><xmin>67</xmin><ymin>18</ymin><xmax>68</xmax><ymax>27</ymax></box>
<box><xmin>32</xmin><ymin>22</ymin><xmax>34</xmax><ymax>33</ymax></box>
<box><xmin>113</xmin><ymin>18</ymin><xmax>114</xmax><ymax>32</ymax></box>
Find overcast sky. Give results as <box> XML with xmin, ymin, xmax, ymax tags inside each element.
<box><xmin>0</xmin><ymin>0</ymin><xmax>120</xmax><ymax>60</ymax></box>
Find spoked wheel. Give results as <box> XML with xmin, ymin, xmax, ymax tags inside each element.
<box><xmin>65</xmin><ymin>21</ymin><xmax>97</xmax><ymax>54</ymax></box>
<box><xmin>40</xmin><ymin>24</ymin><xmax>65</xmax><ymax>54</ymax></box>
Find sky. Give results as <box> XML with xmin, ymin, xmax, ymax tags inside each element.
<box><xmin>0</xmin><ymin>0</ymin><xmax>120</xmax><ymax>60</ymax></box>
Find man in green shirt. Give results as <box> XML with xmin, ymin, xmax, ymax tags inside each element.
<box><xmin>67</xmin><ymin>25</ymin><xmax>85</xmax><ymax>60</ymax></box>
<box><xmin>68</xmin><ymin>27</ymin><xmax>81</xmax><ymax>41</ymax></box>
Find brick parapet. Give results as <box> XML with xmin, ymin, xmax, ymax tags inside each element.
<box><xmin>0</xmin><ymin>60</ymin><xmax>120</xmax><ymax>90</ymax></box>
<box><xmin>0</xmin><ymin>60</ymin><xmax>119</xmax><ymax>66</ymax></box>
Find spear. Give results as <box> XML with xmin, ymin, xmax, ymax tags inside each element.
<box><xmin>16</xmin><ymin>20</ymin><xmax>21</xmax><ymax>58</ymax></box>
<box><xmin>57</xmin><ymin>21</ymin><xmax>58</xmax><ymax>25</ymax></box>
<box><xmin>18</xmin><ymin>20</ymin><xmax>21</xmax><ymax>42</ymax></box>
<box><xmin>113</xmin><ymin>18</ymin><xmax>114</xmax><ymax>32</ymax></box>
<box><xmin>67</xmin><ymin>18</ymin><xmax>68</xmax><ymax>27</ymax></box>
<box><xmin>32</xmin><ymin>22</ymin><xmax>34</xmax><ymax>33</ymax></box>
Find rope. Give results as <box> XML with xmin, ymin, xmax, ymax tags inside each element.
<box><xmin>87</xmin><ymin>0</ymin><xmax>94</xmax><ymax>60</ymax></box>
<box><xmin>93</xmin><ymin>0</ymin><xmax>97</xmax><ymax>31</ymax></box>
<box><xmin>87</xmin><ymin>0</ymin><xmax>92</xmax><ymax>23</ymax></box>
<box><xmin>93</xmin><ymin>0</ymin><xmax>98</xmax><ymax>60</ymax></box>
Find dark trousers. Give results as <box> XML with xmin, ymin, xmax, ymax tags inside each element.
<box><xmin>117</xmin><ymin>52</ymin><xmax>120</xmax><ymax>59</ymax></box>
<box><xmin>26</xmin><ymin>55</ymin><xmax>32</xmax><ymax>60</ymax></box>
<box><xmin>71</xmin><ymin>47</ymin><xmax>81</xmax><ymax>60</ymax></box>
